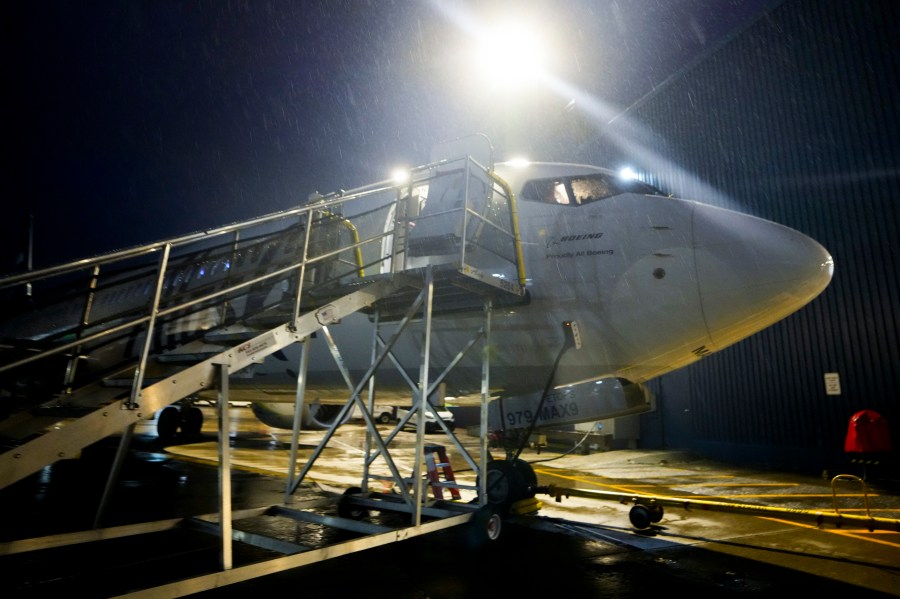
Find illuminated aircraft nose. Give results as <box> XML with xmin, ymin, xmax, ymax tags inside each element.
<box><xmin>692</xmin><ymin>204</ymin><xmax>834</xmax><ymax>350</ymax></box>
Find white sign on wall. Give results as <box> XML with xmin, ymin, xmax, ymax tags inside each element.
<box><xmin>824</xmin><ymin>372</ymin><xmax>842</xmax><ymax>395</ymax></box>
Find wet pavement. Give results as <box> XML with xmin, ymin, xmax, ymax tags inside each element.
<box><xmin>1</xmin><ymin>405</ymin><xmax>898</xmax><ymax>597</ymax></box>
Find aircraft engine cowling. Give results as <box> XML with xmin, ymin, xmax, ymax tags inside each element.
<box><xmin>488</xmin><ymin>377</ymin><xmax>653</xmax><ymax>432</ymax></box>
<box><xmin>250</xmin><ymin>401</ymin><xmax>351</xmax><ymax>431</ymax></box>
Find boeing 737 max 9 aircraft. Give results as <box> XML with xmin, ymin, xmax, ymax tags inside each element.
<box><xmin>0</xmin><ymin>135</ymin><xmax>833</xmax><ymax>492</ymax></box>
<box><xmin>247</xmin><ymin>146</ymin><xmax>834</xmax><ymax>438</ymax></box>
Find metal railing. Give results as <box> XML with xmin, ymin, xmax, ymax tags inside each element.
<box><xmin>0</xmin><ymin>155</ymin><xmax>525</xmax><ymax>414</ymax></box>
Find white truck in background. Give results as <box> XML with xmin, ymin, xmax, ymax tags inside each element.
<box><xmin>381</xmin><ymin>405</ymin><xmax>456</xmax><ymax>433</ymax></box>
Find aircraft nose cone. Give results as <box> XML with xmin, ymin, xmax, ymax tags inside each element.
<box><xmin>692</xmin><ymin>204</ymin><xmax>834</xmax><ymax>350</ymax></box>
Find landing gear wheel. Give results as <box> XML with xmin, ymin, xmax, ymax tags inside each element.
<box><xmin>338</xmin><ymin>487</ymin><xmax>370</xmax><ymax>520</ymax></box>
<box><xmin>482</xmin><ymin>458</ymin><xmax>538</xmax><ymax>516</ymax></box>
<box><xmin>629</xmin><ymin>504</ymin><xmax>653</xmax><ymax>530</ymax></box>
<box><xmin>157</xmin><ymin>406</ymin><xmax>180</xmax><ymax>440</ymax></box>
<box><xmin>648</xmin><ymin>504</ymin><xmax>664</xmax><ymax>523</ymax></box>
<box><xmin>377</xmin><ymin>412</ymin><xmax>392</xmax><ymax>424</ymax></box>
<box><xmin>181</xmin><ymin>406</ymin><xmax>203</xmax><ymax>436</ymax></box>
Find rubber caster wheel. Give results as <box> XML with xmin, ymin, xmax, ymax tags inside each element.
<box><xmin>469</xmin><ymin>505</ymin><xmax>503</xmax><ymax>545</ymax></box>
<box><xmin>482</xmin><ymin>510</ymin><xmax>503</xmax><ymax>541</ymax></box>
<box><xmin>629</xmin><ymin>504</ymin><xmax>653</xmax><ymax>530</ymax></box>
<box><xmin>157</xmin><ymin>406</ymin><xmax>180</xmax><ymax>440</ymax></box>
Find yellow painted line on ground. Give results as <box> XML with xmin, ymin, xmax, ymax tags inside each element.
<box><xmin>761</xmin><ymin>517</ymin><xmax>900</xmax><ymax>549</ymax></box>
<box><xmin>538</xmin><ymin>468</ymin><xmax>789</xmax><ymax>497</ymax></box>
<box><xmin>680</xmin><ymin>483</ymin><xmax>798</xmax><ymax>488</ymax></box>
<box><xmin>568</xmin><ymin>484</ymin><xmax>664</xmax><ymax>489</ymax></box>
<box><xmin>826</xmin><ymin>509</ymin><xmax>900</xmax><ymax>516</ymax></box>
<box><xmin>167</xmin><ymin>450</ymin><xmax>342</xmax><ymax>492</ymax></box>
<box><xmin>534</xmin><ymin>467</ymin><xmax>652</xmax><ymax>495</ymax></box>
<box><xmin>534</xmin><ymin>468</ymin><xmax>806</xmax><ymax>501</ymax></box>
<box><xmin>676</xmin><ymin>476</ymin><xmax>739</xmax><ymax>480</ymax></box>
<box><xmin>167</xmin><ymin>450</ymin><xmax>292</xmax><ymax>477</ymax></box>
<box><xmin>693</xmin><ymin>493</ymin><xmax>881</xmax><ymax>500</ymax></box>
<box><xmin>535</xmin><ymin>468</ymin><xmax>900</xmax><ymax>518</ymax></box>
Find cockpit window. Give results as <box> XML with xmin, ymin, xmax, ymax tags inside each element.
<box><xmin>570</xmin><ymin>176</ymin><xmax>615</xmax><ymax>204</ymax></box>
<box><xmin>522</xmin><ymin>179</ymin><xmax>571</xmax><ymax>205</ymax></box>
<box><xmin>520</xmin><ymin>173</ymin><xmax>663</xmax><ymax>206</ymax></box>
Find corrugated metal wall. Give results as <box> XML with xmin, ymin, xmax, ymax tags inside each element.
<box><xmin>583</xmin><ymin>0</ymin><xmax>899</xmax><ymax>473</ymax></box>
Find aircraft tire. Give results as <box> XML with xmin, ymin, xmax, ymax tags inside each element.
<box><xmin>181</xmin><ymin>406</ymin><xmax>203</xmax><ymax>436</ymax></box>
<box><xmin>157</xmin><ymin>406</ymin><xmax>180</xmax><ymax>440</ymax></box>
<box><xmin>482</xmin><ymin>458</ymin><xmax>537</xmax><ymax>515</ymax></box>
<box><xmin>377</xmin><ymin>412</ymin><xmax>392</xmax><ymax>424</ymax></box>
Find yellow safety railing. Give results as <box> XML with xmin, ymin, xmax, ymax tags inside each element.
<box><xmin>488</xmin><ymin>170</ymin><xmax>527</xmax><ymax>287</ymax></box>
<box><xmin>318</xmin><ymin>209</ymin><xmax>366</xmax><ymax>278</ymax></box>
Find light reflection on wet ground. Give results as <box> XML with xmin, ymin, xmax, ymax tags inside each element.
<box><xmin>2</xmin><ymin>405</ymin><xmax>899</xmax><ymax>597</ymax></box>
<box><xmin>169</xmin><ymin>406</ymin><xmax>900</xmax><ymax>596</ymax></box>
<box><xmin>165</xmin><ymin>407</ymin><xmax>900</xmax><ymax>523</ymax></box>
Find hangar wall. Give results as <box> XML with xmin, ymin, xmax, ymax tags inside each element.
<box><xmin>584</xmin><ymin>0</ymin><xmax>899</xmax><ymax>474</ymax></box>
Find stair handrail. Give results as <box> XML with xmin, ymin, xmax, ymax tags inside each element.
<box><xmin>1</xmin><ymin>154</ymin><xmax>526</xmax><ymax>387</ymax></box>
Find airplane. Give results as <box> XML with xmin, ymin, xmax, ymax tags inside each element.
<box><xmin>0</xmin><ymin>134</ymin><xmax>833</xmax><ymax>505</ymax></box>
<box><xmin>246</xmin><ymin>145</ymin><xmax>835</xmax><ymax>443</ymax></box>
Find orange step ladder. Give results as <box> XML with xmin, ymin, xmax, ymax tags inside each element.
<box><xmin>424</xmin><ymin>445</ymin><xmax>461</xmax><ymax>500</ymax></box>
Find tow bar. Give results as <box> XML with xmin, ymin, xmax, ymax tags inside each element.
<box><xmin>536</xmin><ymin>474</ymin><xmax>900</xmax><ymax>532</ymax></box>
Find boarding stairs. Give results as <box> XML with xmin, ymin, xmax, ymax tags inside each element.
<box><xmin>0</xmin><ymin>147</ymin><xmax>528</xmax><ymax>495</ymax></box>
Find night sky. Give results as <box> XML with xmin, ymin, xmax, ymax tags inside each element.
<box><xmin>5</xmin><ymin>0</ymin><xmax>773</xmax><ymax>272</ymax></box>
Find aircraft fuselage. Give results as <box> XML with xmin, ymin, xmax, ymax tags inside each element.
<box><xmin>260</xmin><ymin>160</ymin><xmax>833</xmax><ymax>417</ymax></box>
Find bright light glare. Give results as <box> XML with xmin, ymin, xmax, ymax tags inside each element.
<box><xmin>431</xmin><ymin>0</ymin><xmax>737</xmax><ymax>210</ymax></box>
<box><xmin>506</xmin><ymin>157</ymin><xmax>531</xmax><ymax>168</ymax></box>
<box><xmin>475</xmin><ymin>22</ymin><xmax>547</xmax><ymax>87</ymax></box>
<box><xmin>619</xmin><ymin>167</ymin><xmax>639</xmax><ymax>181</ymax></box>
<box><xmin>391</xmin><ymin>168</ymin><xmax>410</xmax><ymax>186</ymax></box>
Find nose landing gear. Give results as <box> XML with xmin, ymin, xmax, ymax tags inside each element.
<box><xmin>483</xmin><ymin>458</ymin><xmax>539</xmax><ymax>515</ymax></box>
<box><xmin>156</xmin><ymin>401</ymin><xmax>204</xmax><ymax>440</ymax></box>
